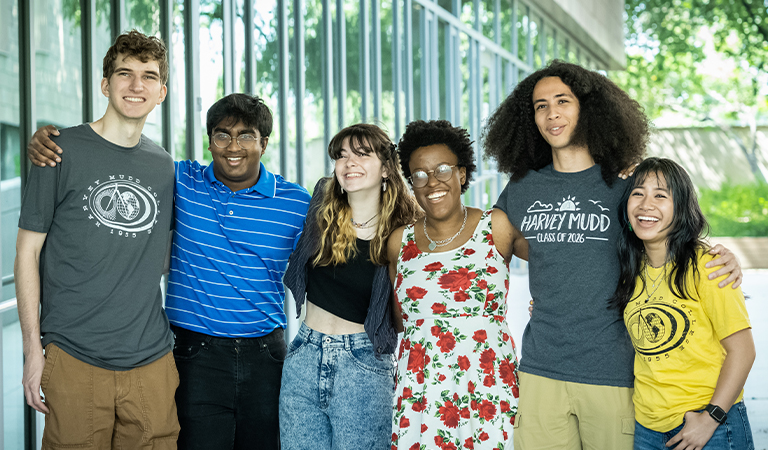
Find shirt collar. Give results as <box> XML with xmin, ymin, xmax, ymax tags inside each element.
<box><xmin>202</xmin><ymin>162</ymin><xmax>276</xmax><ymax>197</ymax></box>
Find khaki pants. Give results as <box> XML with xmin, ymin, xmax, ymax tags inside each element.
<box><xmin>40</xmin><ymin>343</ymin><xmax>180</xmax><ymax>450</ymax></box>
<box><xmin>513</xmin><ymin>372</ymin><xmax>635</xmax><ymax>450</ymax></box>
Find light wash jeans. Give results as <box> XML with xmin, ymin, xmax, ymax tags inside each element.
<box><xmin>279</xmin><ymin>322</ymin><xmax>396</xmax><ymax>450</ymax></box>
<box><xmin>634</xmin><ymin>401</ymin><xmax>754</xmax><ymax>450</ymax></box>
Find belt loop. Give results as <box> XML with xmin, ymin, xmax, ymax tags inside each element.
<box><xmin>344</xmin><ymin>334</ymin><xmax>351</xmax><ymax>351</ymax></box>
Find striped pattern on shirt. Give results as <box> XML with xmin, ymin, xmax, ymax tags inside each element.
<box><xmin>165</xmin><ymin>160</ymin><xmax>310</xmax><ymax>337</ymax></box>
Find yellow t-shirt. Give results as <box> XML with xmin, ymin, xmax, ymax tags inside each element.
<box><xmin>623</xmin><ymin>251</ymin><xmax>751</xmax><ymax>432</ymax></box>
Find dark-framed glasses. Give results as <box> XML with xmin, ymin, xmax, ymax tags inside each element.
<box><xmin>409</xmin><ymin>164</ymin><xmax>457</xmax><ymax>188</ymax></box>
<box><xmin>212</xmin><ymin>133</ymin><xmax>261</xmax><ymax>150</ymax></box>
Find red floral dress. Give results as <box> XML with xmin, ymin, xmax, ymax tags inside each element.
<box><xmin>392</xmin><ymin>210</ymin><xmax>519</xmax><ymax>450</ymax></box>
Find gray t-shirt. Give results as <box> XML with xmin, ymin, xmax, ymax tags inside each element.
<box><xmin>18</xmin><ymin>124</ymin><xmax>174</xmax><ymax>371</ymax></box>
<box><xmin>495</xmin><ymin>164</ymin><xmax>634</xmax><ymax>387</ymax></box>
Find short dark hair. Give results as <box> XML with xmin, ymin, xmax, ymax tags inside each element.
<box><xmin>206</xmin><ymin>94</ymin><xmax>273</xmax><ymax>139</ymax></box>
<box><xmin>483</xmin><ymin>60</ymin><xmax>649</xmax><ymax>186</ymax></box>
<box><xmin>397</xmin><ymin>120</ymin><xmax>476</xmax><ymax>194</ymax></box>
<box><xmin>103</xmin><ymin>30</ymin><xmax>169</xmax><ymax>84</ymax></box>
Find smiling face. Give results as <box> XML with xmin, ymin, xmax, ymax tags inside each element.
<box><xmin>532</xmin><ymin>76</ymin><xmax>581</xmax><ymax>152</ymax></box>
<box><xmin>334</xmin><ymin>137</ymin><xmax>387</xmax><ymax>196</ymax></box>
<box><xmin>208</xmin><ymin>119</ymin><xmax>266</xmax><ymax>192</ymax></box>
<box><xmin>101</xmin><ymin>54</ymin><xmax>167</xmax><ymax>122</ymax></box>
<box><xmin>408</xmin><ymin>144</ymin><xmax>466</xmax><ymax>221</ymax></box>
<box><xmin>627</xmin><ymin>172</ymin><xmax>674</xmax><ymax>253</ymax></box>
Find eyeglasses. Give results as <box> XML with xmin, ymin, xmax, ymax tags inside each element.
<box><xmin>408</xmin><ymin>164</ymin><xmax>457</xmax><ymax>188</ymax></box>
<box><xmin>212</xmin><ymin>133</ymin><xmax>262</xmax><ymax>150</ymax></box>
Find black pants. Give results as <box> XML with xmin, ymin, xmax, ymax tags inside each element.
<box><xmin>172</xmin><ymin>326</ymin><xmax>286</xmax><ymax>450</ymax></box>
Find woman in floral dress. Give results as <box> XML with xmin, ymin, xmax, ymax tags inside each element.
<box><xmin>387</xmin><ymin>120</ymin><xmax>529</xmax><ymax>450</ymax></box>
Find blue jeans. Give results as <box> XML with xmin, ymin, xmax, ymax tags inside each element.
<box><xmin>172</xmin><ymin>325</ymin><xmax>285</xmax><ymax>450</ymax></box>
<box><xmin>634</xmin><ymin>401</ymin><xmax>754</xmax><ymax>450</ymax></box>
<box><xmin>279</xmin><ymin>322</ymin><xmax>395</xmax><ymax>450</ymax></box>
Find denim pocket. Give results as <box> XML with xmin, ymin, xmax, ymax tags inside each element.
<box><xmin>263</xmin><ymin>339</ymin><xmax>288</xmax><ymax>363</ymax></box>
<box><xmin>172</xmin><ymin>337</ymin><xmax>207</xmax><ymax>360</ymax></box>
<box><xmin>285</xmin><ymin>335</ymin><xmax>307</xmax><ymax>360</ymax></box>
<box><xmin>346</xmin><ymin>346</ymin><xmax>394</xmax><ymax>377</ymax></box>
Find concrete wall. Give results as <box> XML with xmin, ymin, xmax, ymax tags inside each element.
<box><xmin>537</xmin><ymin>0</ymin><xmax>626</xmax><ymax>69</ymax></box>
<box><xmin>647</xmin><ymin>127</ymin><xmax>768</xmax><ymax>189</ymax></box>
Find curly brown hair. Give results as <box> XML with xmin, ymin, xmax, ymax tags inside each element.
<box><xmin>103</xmin><ymin>30</ymin><xmax>169</xmax><ymax>84</ymax></box>
<box><xmin>483</xmin><ymin>60</ymin><xmax>649</xmax><ymax>186</ymax></box>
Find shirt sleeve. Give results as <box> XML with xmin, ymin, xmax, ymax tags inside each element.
<box><xmin>18</xmin><ymin>164</ymin><xmax>61</xmax><ymax>233</ymax></box>
<box><xmin>494</xmin><ymin>179</ymin><xmax>512</xmax><ymax>215</ymax></box>
<box><xmin>697</xmin><ymin>254</ymin><xmax>751</xmax><ymax>341</ymax></box>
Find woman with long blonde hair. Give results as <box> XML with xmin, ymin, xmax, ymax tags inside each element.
<box><xmin>280</xmin><ymin>123</ymin><xmax>420</xmax><ymax>449</ymax></box>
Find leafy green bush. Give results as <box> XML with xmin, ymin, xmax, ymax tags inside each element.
<box><xmin>698</xmin><ymin>182</ymin><xmax>768</xmax><ymax>237</ymax></box>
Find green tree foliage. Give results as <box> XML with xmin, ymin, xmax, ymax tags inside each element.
<box><xmin>699</xmin><ymin>182</ymin><xmax>768</xmax><ymax>236</ymax></box>
<box><xmin>611</xmin><ymin>0</ymin><xmax>768</xmax><ymax>121</ymax></box>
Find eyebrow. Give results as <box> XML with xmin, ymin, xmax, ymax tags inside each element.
<box><xmin>533</xmin><ymin>92</ymin><xmax>573</xmax><ymax>105</ymax></box>
<box><xmin>213</xmin><ymin>127</ymin><xmax>258</xmax><ymax>136</ymax></box>
<box><xmin>114</xmin><ymin>67</ymin><xmax>161</xmax><ymax>78</ymax></box>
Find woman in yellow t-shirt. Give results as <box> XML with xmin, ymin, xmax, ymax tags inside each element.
<box><xmin>611</xmin><ymin>157</ymin><xmax>755</xmax><ymax>450</ymax></box>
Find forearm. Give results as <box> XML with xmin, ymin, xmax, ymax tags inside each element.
<box><xmin>14</xmin><ymin>252</ymin><xmax>44</xmax><ymax>359</ymax></box>
<box><xmin>709</xmin><ymin>328</ymin><xmax>755</xmax><ymax>413</ymax></box>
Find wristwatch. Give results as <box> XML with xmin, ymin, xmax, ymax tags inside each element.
<box><xmin>704</xmin><ymin>404</ymin><xmax>727</xmax><ymax>424</ymax></box>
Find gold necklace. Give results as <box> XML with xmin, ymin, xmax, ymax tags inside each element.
<box><xmin>643</xmin><ymin>263</ymin><xmax>666</xmax><ymax>302</ymax></box>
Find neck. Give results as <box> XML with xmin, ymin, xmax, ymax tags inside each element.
<box><xmin>643</xmin><ymin>242</ymin><xmax>668</xmax><ymax>268</ymax></box>
<box><xmin>551</xmin><ymin>145</ymin><xmax>594</xmax><ymax>173</ymax></box>
<box><xmin>426</xmin><ymin>203</ymin><xmax>465</xmax><ymax>237</ymax></box>
<box><xmin>347</xmin><ymin>189</ymin><xmax>380</xmax><ymax>224</ymax></box>
<box><xmin>91</xmin><ymin>109</ymin><xmax>147</xmax><ymax>147</ymax></box>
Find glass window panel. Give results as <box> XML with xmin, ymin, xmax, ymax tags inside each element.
<box><xmin>3</xmin><ymin>310</ymin><xmax>24</xmax><ymax>449</ymax></box>
<box><xmin>298</xmin><ymin>0</ymin><xmax>325</xmax><ymax>185</ymax></box>
<box><xmin>199</xmin><ymin>2</ymin><xmax>224</xmax><ymax>165</ymax></box>
<box><xmin>530</xmin><ymin>16</ymin><xmax>541</xmax><ymax>68</ymax></box>
<box><xmin>460</xmin><ymin>0</ymin><xmax>474</xmax><ymax>31</ymax></box>
<box><xmin>481</xmin><ymin>0</ymin><xmax>495</xmax><ymax>41</ymax></box>
<box><xmin>171</xmin><ymin>0</ymin><xmax>187</xmax><ymax>161</ymax></box>
<box><xmin>409</xmin><ymin>2</ymin><xmax>423</xmax><ymax>123</ymax></box>
<box><xmin>380</xmin><ymin>0</ymin><xmax>396</xmax><ymax>138</ymax></box>
<box><xmin>500</xmin><ymin>0</ymin><xmax>513</xmax><ymax>54</ymax></box>
<box><xmin>92</xmin><ymin>1</ymin><xmax>112</xmax><ymax>117</ymax></box>
<box><xmin>546</xmin><ymin>26</ymin><xmax>555</xmax><ymax>66</ymax></box>
<box><xmin>125</xmin><ymin>0</ymin><xmax>163</xmax><ymax>145</ymax></box>
<box><xmin>517</xmin><ymin>5</ymin><xmax>527</xmax><ymax>62</ymax></box>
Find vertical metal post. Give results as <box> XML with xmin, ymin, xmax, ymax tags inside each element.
<box><xmin>81</xmin><ymin>0</ymin><xmax>97</xmax><ymax>123</ymax></box>
<box><xmin>430</xmin><ymin>11</ymin><xmax>438</xmax><ymax>118</ymax></box>
<box><xmin>392</xmin><ymin>0</ymin><xmax>401</xmax><ymax>138</ymax></box>
<box><xmin>322</xmin><ymin>0</ymin><xmax>334</xmax><ymax>174</ymax></box>
<box><xmin>444</xmin><ymin>25</ymin><xmax>454</xmax><ymax>124</ymax></box>
<box><xmin>552</xmin><ymin>28</ymin><xmax>558</xmax><ymax>61</ymax></box>
<box><xmin>244</xmin><ymin>0</ymin><xmax>257</xmax><ymax>94</ymax></box>
<box><xmin>539</xmin><ymin>19</ymin><xmax>547</xmax><ymax>67</ymax></box>
<box><xmin>160</xmin><ymin>0</ymin><xmax>174</xmax><ymax>154</ymax></box>
<box><xmin>359</xmin><ymin>0</ymin><xmax>370</xmax><ymax>121</ymax></box>
<box><xmin>418</xmin><ymin>7</ymin><xmax>428</xmax><ymax>118</ymax></box>
<box><xmin>526</xmin><ymin>6</ymin><xmax>533</xmax><ymax>67</ymax></box>
<box><xmin>110</xmin><ymin>0</ymin><xmax>123</xmax><ymax>39</ymax></box>
<box><xmin>404</xmin><ymin>0</ymin><xmax>413</xmax><ymax>123</ymax></box>
<box><xmin>185</xmin><ymin>0</ymin><xmax>202</xmax><ymax>161</ymax></box>
<box><xmin>277</xmin><ymin>0</ymin><xmax>289</xmax><ymax>176</ymax></box>
<box><xmin>511</xmin><ymin>0</ymin><xmax>518</xmax><ymax>63</ymax></box>
<box><xmin>371</xmin><ymin>0</ymin><xmax>381</xmax><ymax>120</ymax></box>
<box><xmin>295</xmin><ymin>0</ymin><xmax>305</xmax><ymax>185</ymax></box>
<box><xmin>19</xmin><ymin>0</ymin><xmax>37</xmax><ymax>445</ymax></box>
<box><xmin>222</xmin><ymin>0</ymin><xmax>235</xmax><ymax>95</ymax></box>
<box><xmin>335</xmin><ymin>0</ymin><xmax>346</xmax><ymax>131</ymax></box>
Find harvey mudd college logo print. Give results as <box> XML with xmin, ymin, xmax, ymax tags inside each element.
<box><xmin>82</xmin><ymin>175</ymin><xmax>160</xmax><ymax>237</ymax></box>
<box><xmin>519</xmin><ymin>195</ymin><xmax>612</xmax><ymax>244</ymax></box>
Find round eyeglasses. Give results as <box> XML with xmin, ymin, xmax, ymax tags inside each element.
<box><xmin>408</xmin><ymin>164</ymin><xmax>457</xmax><ymax>188</ymax></box>
<box><xmin>212</xmin><ymin>133</ymin><xmax>261</xmax><ymax>150</ymax></box>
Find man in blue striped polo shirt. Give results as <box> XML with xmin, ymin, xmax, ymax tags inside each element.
<box><xmin>25</xmin><ymin>93</ymin><xmax>310</xmax><ymax>450</ymax></box>
<box><xmin>167</xmin><ymin>94</ymin><xmax>310</xmax><ymax>449</ymax></box>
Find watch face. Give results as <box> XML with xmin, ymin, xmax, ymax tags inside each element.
<box><xmin>706</xmin><ymin>404</ymin><xmax>727</xmax><ymax>423</ymax></box>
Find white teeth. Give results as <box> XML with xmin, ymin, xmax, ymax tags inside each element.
<box><xmin>227</xmin><ymin>157</ymin><xmax>242</xmax><ymax>161</ymax></box>
<box><xmin>346</xmin><ymin>173</ymin><xmax>362</xmax><ymax>178</ymax></box>
<box><xmin>427</xmin><ymin>191</ymin><xmax>447</xmax><ymax>200</ymax></box>
<box><xmin>638</xmin><ymin>216</ymin><xmax>659</xmax><ymax>222</ymax></box>
<box><xmin>551</xmin><ymin>126</ymin><xmax>562</xmax><ymax>131</ymax></box>
<box><xmin>124</xmin><ymin>97</ymin><xmax>144</xmax><ymax>102</ymax></box>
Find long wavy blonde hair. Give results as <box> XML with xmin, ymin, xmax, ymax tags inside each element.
<box><xmin>313</xmin><ymin>124</ymin><xmax>421</xmax><ymax>267</ymax></box>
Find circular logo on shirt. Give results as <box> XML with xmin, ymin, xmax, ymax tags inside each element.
<box><xmin>85</xmin><ymin>177</ymin><xmax>158</xmax><ymax>233</ymax></box>
<box><xmin>626</xmin><ymin>302</ymin><xmax>691</xmax><ymax>356</ymax></box>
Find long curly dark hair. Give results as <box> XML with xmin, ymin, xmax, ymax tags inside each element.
<box><xmin>397</xmin><ymin>120</ymin><xmax>477</xmax><ymax>194</ymax></box>
<box><xmin>610</xmin><ymin>157</ymin><xmax>709</xmax><ymax>311</ymax></box>
<box><xmin>483</xmin><ymin>60</ymin><xmax>649</xmax><ymax>187</ymax></box>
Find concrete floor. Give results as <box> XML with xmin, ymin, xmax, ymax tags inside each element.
<box><xmin>507</xmin><ymin>268</ymin><xmax>768</xmax><ymax>449</ymax></box>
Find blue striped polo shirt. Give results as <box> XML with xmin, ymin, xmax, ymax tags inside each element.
<box><xmin>165</xmin><ymin>160</ymin><xmax>310</xmax><ymax>337</ymax></box>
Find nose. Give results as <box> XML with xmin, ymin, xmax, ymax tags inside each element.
<box><xmin>547</xmin><ymin>107</ymin><xmax>560</xmax><ymax>120</ymax></box>
<box><xmin>129</xmin><ymin>76</ymin><xmax>144</xmax><ymax>91</ymax></box>
<box><xmin>638</xmin><ymin>196</ymin><xmax>654</xmax><ymax>210</ymax></box>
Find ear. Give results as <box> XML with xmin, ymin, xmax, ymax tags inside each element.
<box><xmin>156</xmin><ymin>84</ymin><xmax>168</xmax><ymax>105</ymax></box>
<box><xmin>260</xmin><ymin>137</ymin><xmax>269</xmax><ymax>156</ymax></box>
<box><xmin>458</xmin><ymin>166</ymin><xmax>467</xmax><ymax>186</ymax></box>
<box><xmin>100</xmin><ymin>78</ymin><xmax>109</xmax><ymax>98</ymax></box>
<box><xmin>381</xmin><ymin>165</ymin><xmax>389</xmax><ymax>179</ymax></box>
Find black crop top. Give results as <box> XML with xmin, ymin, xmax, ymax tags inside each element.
<box><xmin>305</xmin><ymin>239</ymin><xmax>376</xmax><ymax>324</ymax></box>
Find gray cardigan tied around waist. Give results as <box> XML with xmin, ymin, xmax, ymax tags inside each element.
<box><xmin>282</xmin><ymin>177</ymin><xmax>398</xmax><ymax>358</ymax></box>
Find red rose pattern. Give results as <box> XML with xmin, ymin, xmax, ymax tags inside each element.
<box><xmin>392</xmin><ymin>211</ymin><xmax>518</xmax><ymax>449</ymax></box>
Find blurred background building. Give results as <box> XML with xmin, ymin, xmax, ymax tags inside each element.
<box><xmin>1</xmin><ymin>0</ymin><xmax>766</xmax><ymax>449</ymax></box>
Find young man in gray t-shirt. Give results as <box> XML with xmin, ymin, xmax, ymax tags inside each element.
<box><xmin>483</xmin><ymin>60</ymin><xmax>742</xmax><ymax>450</ymax></box>
<box><xmin>15</xmin><ymin>30</ymin><xmax>179</xmax><ymax>448</ymax></box>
